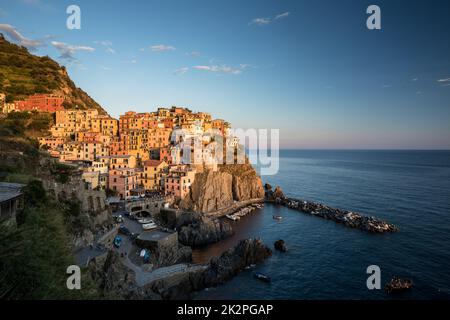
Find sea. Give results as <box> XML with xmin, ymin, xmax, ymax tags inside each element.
<box><xmin>192</xmin><ymin>150</ymin><xmax>450</xmax><ymax>299</ymax></box>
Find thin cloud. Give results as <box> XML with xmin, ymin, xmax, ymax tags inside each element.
<box><xmin>94</xmin><ymin>40</ymin><xmax>115</xmax><ymax>54</ymax></box>
<box><xmin>186</xmin><ymin>51</ymin><xmax>200</xmax><ymax>57</ymax></box>
<box><xmin>275</xmin><ymin>12</ymin><xmax>290</xmax><ymax>20</ymax></box>
<box><xmin>437</xmin><ymin>78</ymin><xmax>450</xmax><ymax>82</ymax></box>
<box><xmin>0</xmin><ymin>24</ymin><xmax>44</xmax><ymax>51</ymax></box>
<box><xmin>174</xmin><ymin>67</ymin><xmax>189</xmax><ymax>75</ymax></box>
<box><xmin>411</xmin><ymin>77</ymin><xmax>418</xmax><ymax>81</ymax></box>
<box><xmin>249</xmin><ymin>11</ymin><xmax>290</xmax><ymax>26</ymax></box>
<box><xmin>150</xmin><ymin>44</ymin><xmax>176</xmax><ymax>52</ymax></box>
<box><xmin>192</xmin><ymin>64</ymin><xmax>247</xmax><ymax>75</ymax></box>
<box><xmin>382</xmin><ymin>84</ymin><xmax>392</xmax><ymax>88</ymax></box>
<box><xmin>51</xmin><ymin>41</ymin><xmax>95</xmax><ymax>61</ymax></box>
<box><xmin>249</xmin><ymin>18</ymin><xmax>271</xmax><ymax>26</ymax></box>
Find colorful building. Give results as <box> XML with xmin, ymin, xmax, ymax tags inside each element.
<box><xmin>142</xmin><ymin>160</ymin><xmax>168</xmax><ymax>191</ymax></box>
<box><xmin>14</xmin><ymin>94</ymin><xmax>64</xmax><ymax>113</ymax></box>
<box><xmin>164</xmin><ymin>165</ymin><xmax>196</xmax><ymax>200</ymax></box>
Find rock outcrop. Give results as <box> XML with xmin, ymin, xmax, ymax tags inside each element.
<box><xmin>88</xmin><ymin>251</ymin><xmax>137</xmax><ymax>299</ymax></box>
<box><xmin>178</xmin><ymin>216</ymin><xmax>234</xmax><ymax>247</ymax></box>
<box><xmin>148</xmin><ymin>238</ymin><xmax>272</xmax><ymax>299</ymax></box>
<box><xmin>265</xmin><ymin>184</ymin><xmax>285</xmax><ymax>202</ymax></box>
<box><xmin>274</xmin><ymin>239</ymin><xmax>287</xmax><ymax>252</ymax></box>
<box><xmin>192</xmin><ymin>238</ymin><xmax>272</xmax><ymax>289</ymax></box>
<box><xmin>180</xmin><ymin>163</ymin><xmax>264</xmax><ymax>213</ymax></box>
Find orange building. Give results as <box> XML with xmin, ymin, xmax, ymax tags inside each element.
<box><xmin>38</xmin><ymin>137</ymin><xmax>65</xmax><ymax>149</ymax></box>
<box><xmin>15</xmin><ymin>94</ymin><xmax>64</xmax><ymax>113</ymax></box>
<box><xmin>159</xmin><ymin>147</ymin><xmax>173</xmax><ymax>164</ymax></box>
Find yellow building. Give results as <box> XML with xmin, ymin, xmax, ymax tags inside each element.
<box><xmin>60</xmin><ymin>141</ymin><xmax>109</xmax><ymax>162</ymax></box>
<box><xmin>92</xmin><ymin>115</ymin><xmax>119</xmax><ymax>136</ymax></box>
<box><xmin>142</xmin><ymin>160</ymin><xmax>168</xmax><ymax>191</ymax></box>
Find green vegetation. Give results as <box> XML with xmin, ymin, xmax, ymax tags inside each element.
<box><xmin>0</xmin><ymin>180</ymin><xmax>99</xmax><ymax>299</ymax></box>
<box><xmin>0</xmin><ymin>111</ymin><xmax>54</xmax><ymax>138</ymax></box>
<box><xmin>50</xmin><ymin>162</ymin><xmax>76</xmax><ymax>184</ymax></box>
<box><xmin>0</xmin><ymin>111</ymin><xmax>53</xmax><ymax>182</ymax></box>
<box><xmin>0</xmin><ymin>33</ymin><xmax>105</xmax><ymax>113</ymax></box>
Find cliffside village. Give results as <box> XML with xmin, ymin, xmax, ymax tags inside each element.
<box><xmin>0</xmin><ymin>93</ymin><xmax>240</xmax><ymax>202</ymax></box>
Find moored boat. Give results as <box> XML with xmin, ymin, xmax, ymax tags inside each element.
<box><xmin>226</xmin><ymin>214</ymin><xmax>239</xmax><ymax>221</ymax></box>
<box><xmin>254</xmin><ymin>272</ymin><xmax>271</xmax><ymax>283</ymax></box>
<box><xmin>385</xmin><ymin>277</ymin><xmax>413</xmax><ymax>293</ymax></box>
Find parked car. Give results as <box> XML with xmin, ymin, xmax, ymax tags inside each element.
<box><xmin>113</xmin><ymin>235</ymin><xmax>122</xmax><ymax>248</ymax></box>
<box><xmin>142</xmin><ymin>222</ymin><xmax>158</xmax><ymax>230</ymax></box>
<box><xmin>137</xmin><ymin>218</ymin><xmax>153</xmax><ymax>224</ymax></box>
<box><xmin>119</xmin><ymin>225</ymin><xmax>131</xmax><ymax>236</ymax></box>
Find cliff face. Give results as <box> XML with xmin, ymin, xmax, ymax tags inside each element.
<box><xmin>180</xmin><ymin>163</ymin><xmax>264</xmax><ymax>213</ymax></box>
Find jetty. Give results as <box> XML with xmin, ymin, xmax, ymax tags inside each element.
<box><xmin>265</xmin><ymin>184</ymin><xmax>398</xmax><ymax>233</ymax></box>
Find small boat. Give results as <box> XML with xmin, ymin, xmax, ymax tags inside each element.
<box><xmin>137</xmin><ymin>218</ymin><xmax>153</xmax><ymax>224</ymax></box>
<box><xmin>142</xmin><ymin>222</ymin><xmax>158</xmax><ymax>230</ymax></box>
<box><xmin>226</xmin><ymin>214</ymin><xmax>238</xmax><ymax>221</ymax></box>
<box><xmin>385</xmin><ymin>277</ymin><xmax>413</xmax><ymax>294</ymax></box>
<box><xmin>273</xmin><ymin>215</ymin><xmax>283</xmax><ymax>220</ymax></box>
<box><xmin>254</xmin><ymin>272</ymin><xmax>271</xmax><ymax>283</ymax></box>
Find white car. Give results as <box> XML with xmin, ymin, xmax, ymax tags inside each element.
<box><xmin>142</xmin><ymin>222</ymin><xmax>158</xmax><ymax>230</ymax></box>
<box><xmin>137</xmin><ymin>218</ymin><xmax>153</xmax><ymax>224</ymax></box>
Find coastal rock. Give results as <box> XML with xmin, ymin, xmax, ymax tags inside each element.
<box><xmin>265</xmin><ymin>185</ymin><xmax>285</xmax><ymax>202</ymax></box>
<box><xmin>194</xmin><ymin>238</ymin><xmax>272</xmax><ymax>289</ymax></box>
<box><xmin>274</xmin><ymin>239</ymin><xmax>287</xmax><ymax>252</ymax></box>
<box><xmin>178</xmin><ymin>216</ymin><xmax>234</xmax><ymax>247</ymax></box>
<box><xmin>180</xmin><ymin>164</ymin><xmax>264</xmax><ymax>214</ymax></box>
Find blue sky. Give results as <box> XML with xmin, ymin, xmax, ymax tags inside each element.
<box><xmin>1</xmin><ymin>0</ymin><xmax>449</xmax><ymax>149</ymax></box>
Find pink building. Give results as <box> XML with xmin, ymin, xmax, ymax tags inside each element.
<box><xmin>108</xmin><ymin>168</ymin><xmax>139</xmax><ymax>199</ymax></box>
<box><xmin>164</xmin><ymin>166</ymin><xmax>196</xmax><ymax>200</ymax></box>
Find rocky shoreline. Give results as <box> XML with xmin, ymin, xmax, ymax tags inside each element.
<box><xmin>265</xmin><ymin>184</ymin><xmax>398</xmax><ymax>233</ymax></box>
<box><xmin>88</xmin><ymin>238</ymin><xmax>271</xmax><ymax>300</ymax></box>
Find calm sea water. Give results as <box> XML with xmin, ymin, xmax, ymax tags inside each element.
<box><xmin>193</xmin><ymin>150</ymin><xmax>450</xmax><ymax>299</ymax></box>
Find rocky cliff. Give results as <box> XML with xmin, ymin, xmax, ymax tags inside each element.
<box><xmin>180</xmin><ymin>163</ymin><xmax>264</xmax><ymax>213</ymax></box>
<box><xmin>143</xmin><ymin>238</ymin><xmax>272</xmax><ymax>299</ymax></box>
<box><xmin>178</xmin><ymin>215</ymin><xmax>234</xmax><ymax>247</ymax></box>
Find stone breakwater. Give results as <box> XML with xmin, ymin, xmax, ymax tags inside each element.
<box><xmin>265</xmin><ymin>184</ymin><xmax>398</xmax><ymax>233</ymax></box>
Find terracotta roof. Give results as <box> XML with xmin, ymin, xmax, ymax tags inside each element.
<box><xmin>143</xmin><ymin>159</ymin><xmax>164</xmax><ymax>167</ymax></box>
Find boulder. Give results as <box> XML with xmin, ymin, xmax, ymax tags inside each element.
<box><xmin>274</xmin><ymin>239</ymin><xmax>287</xmax><ymax>252</ymax></box>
